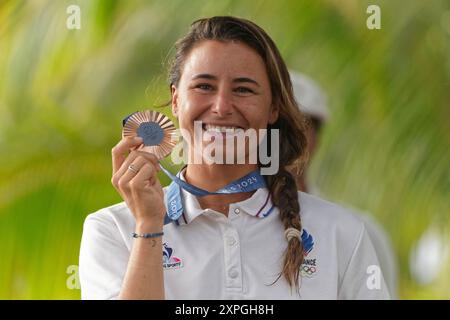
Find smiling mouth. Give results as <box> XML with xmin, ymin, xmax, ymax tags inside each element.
<box><xmin>202</xmin><ymin>124</ymin><xmax>245</xmax><ymax>134</ymax></box>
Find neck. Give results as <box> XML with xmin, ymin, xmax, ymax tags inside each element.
<box><xmin>184</xmin><ymin>163</ymin><xmax>259</xmax><ymax>215</ymax></box>
<box><xmin>185</xmin><ymin>163</ymin><xmax>259</xmax><ymax>192</ymax></box>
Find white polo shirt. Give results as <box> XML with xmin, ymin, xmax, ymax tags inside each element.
<box><xmin>79</xmin><ymin>174</ymin><xmax>391</xmax><ymax>300</ymax></box>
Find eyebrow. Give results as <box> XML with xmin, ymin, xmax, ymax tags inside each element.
<box><xmin>191</xmin><ymin>74</ymin><xmax>260</xmax><ymax>87</ymax></box>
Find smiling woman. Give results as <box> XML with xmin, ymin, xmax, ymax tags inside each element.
<box><xmin>78</xmin><ymin>16</ymin><xmax>391</xmax><ymax>300</ymax></box>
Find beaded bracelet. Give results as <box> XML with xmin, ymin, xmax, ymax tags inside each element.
<box><xmin>132</xmin><ymin>231</ymin><xmax>164</xmax><ymax>239</ymax></box>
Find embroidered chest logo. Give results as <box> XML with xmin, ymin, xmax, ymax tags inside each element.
<box><xmin>300</xmin><ymin>229</ymin><xmax>317</xmax><ymax>277</ymax></box>
<box><xmin>162</xmin><ymin>243</ymin><xmax>183</xmax><ymax>270</ymax></box>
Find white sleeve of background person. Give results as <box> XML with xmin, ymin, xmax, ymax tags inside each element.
<box><xmin>79</xmin><ymin>208</ymin><xmax>129</xmax><ymax>300</ymax></box>
<box><xmin>337</xmin><ymin>221</ymin><xmax>391</xmax><ymax>299</ymax></box>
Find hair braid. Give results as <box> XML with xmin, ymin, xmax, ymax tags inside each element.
<box><xmin>266</xmin><ymin>169</ymin><xmax>304</xmax><ymax>291</ymax></box>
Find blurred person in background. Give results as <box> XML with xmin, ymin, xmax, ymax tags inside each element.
<box><xmin>288</xmin><ymin>70</ymin><xmax>399</xmax><ymax>299</ymax></box>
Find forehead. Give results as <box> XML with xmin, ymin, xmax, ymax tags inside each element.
<box><xmin>181</xmin><ymin>40</ymin><xmax>269</xmax><ymax>82</ymax></box>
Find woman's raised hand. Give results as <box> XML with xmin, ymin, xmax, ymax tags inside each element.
<box><xmin>111</xmin><ymin>136</ymin><xmax>166</xmax><ymax>228</ymax></box>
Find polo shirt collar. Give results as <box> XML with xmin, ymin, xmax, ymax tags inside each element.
<box><xmin>176</xmin><ymin>169</ymin><xmax>275</xmax><ymax>225</ymax></box>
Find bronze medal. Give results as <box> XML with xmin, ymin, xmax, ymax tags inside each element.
<box><xmin>122</xmin><ymin>110</ymin><xmax>177</xmax><ymax>160</ymax></box>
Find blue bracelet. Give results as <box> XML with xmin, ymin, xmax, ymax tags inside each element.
<box><xmin>132</xmin><ymin>231</ymin><xmax>164</xmax><ymax>239</ymax></box>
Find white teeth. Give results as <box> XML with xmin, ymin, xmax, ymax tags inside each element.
<box><xmin>204</xmin><ymin>124</ymin><xmax>244</xmax><ymax>133</ymax></box>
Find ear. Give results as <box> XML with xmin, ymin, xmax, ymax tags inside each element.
<box><xmin>171</xmin><ymin>85</ymin><xmax>179</xmax><ymax>117</ymax></box>
<box><xmin>268</xmin><ymin>104</ymin><xmax>279</xmax><ymax>125</ymax></box>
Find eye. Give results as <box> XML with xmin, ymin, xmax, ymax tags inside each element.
<box><xmin>234</xmin><ymin>87</ymin><xmax>254</xmax><ymax>94</ymax></box>
<box><xmin>195</xmin><ymin>83</ymin><xmax>213</xmax><ymax>91</ymax></box>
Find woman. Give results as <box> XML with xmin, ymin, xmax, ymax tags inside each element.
<box><xmin>79</xmin><ymin>16</ymin><xmax>390</xmax><ymax>299</ymax></box>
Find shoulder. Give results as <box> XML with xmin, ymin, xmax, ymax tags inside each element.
<box><xmin>300</xmin><ymin>193</ymin><xmax>394</xmax><ymax>262</ymax></box>
<box><xmin>84</xmin><ymin>184</ymin><xmax>175</xmax><ymax>233</ymax></box>
<box><xmin>297</xmin><ymin>191</ymin><xmax>370</xmax><ymax>262</ymax></box>
<box><xmin>298</xmin><ymin>191</ymin><xmax>364</xmax><ymax>233</ymax></box>
<box><xmin>84</xmin><ymin>202</ymin><xmax>130</xmax><ymax>226</ymax></box>
<box><xmin>82</xmin><ymin>202</ymin><xmax>135</xmax><ymax>245</ymax></box>
<box><xmin>87</xmin><ymin>186</ymin><xmax>172</xmax><ymax>222</ymax></box>
<box><xmin>82</xmin><ymin>186</ymin><xmax>172</xmax><ymax>239</ymax></box>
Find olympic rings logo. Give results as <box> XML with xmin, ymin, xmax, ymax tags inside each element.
<box><xmin>301</xmin><ymin>265</ymin><xmax>317</xmax><ymax>276</ymax></box>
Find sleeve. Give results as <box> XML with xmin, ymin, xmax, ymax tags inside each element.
<box><xmin>338</xmin><ymin>223</ymin><xmax>391</xmax><ymax>300</ymax></box>
<box><xmin>79</xmin><ymin>212</ymin><xmax>130</xmax><ymax>300</ymax></box>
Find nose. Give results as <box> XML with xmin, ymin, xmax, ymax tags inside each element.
<box><xmin>211</xmin><ymin>88</ymin><xmax>233</xmax><ymax>117</ymax></box>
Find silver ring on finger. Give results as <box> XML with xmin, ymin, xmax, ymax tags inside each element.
<box><xmin>128</xmin><ymin>164</ymin><xmax>138</xmax><ymax>174</ymax></box>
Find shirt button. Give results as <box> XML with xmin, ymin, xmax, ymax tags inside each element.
<box><xmin>228</xmin><ymin>268</ymin><xmax>239</xmax><ymax>279</ymax></box>
<box><xmin>227</xmin><ymin>237</ymin><xmax>237</xmax><ymax>246</ymax></box>
<box><xmin>234</xmin><ymin>208</ymin><xmax>240</xmax><ymax>215</ymax></box>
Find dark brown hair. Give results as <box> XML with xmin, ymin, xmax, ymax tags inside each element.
<box><xmin>167</xmin><ymin>16</ymin><xmax>309</xmax><ymax>291</ymax></box>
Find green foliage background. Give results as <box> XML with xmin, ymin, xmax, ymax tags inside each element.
<box><xmin>0</xmin><ymin>0</ymin><xmax>449</xmax><ymax>299</ymax></box>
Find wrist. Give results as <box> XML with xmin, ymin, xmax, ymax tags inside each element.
<box><xmin>132</xmin><ymin>231</ymin><xmax>164</xmax><ymax>239</ymax></box>
<box><xmin>135</xmin><ymin>220</ymin><xmax>164</xmax><ymax>233</ymax></box>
